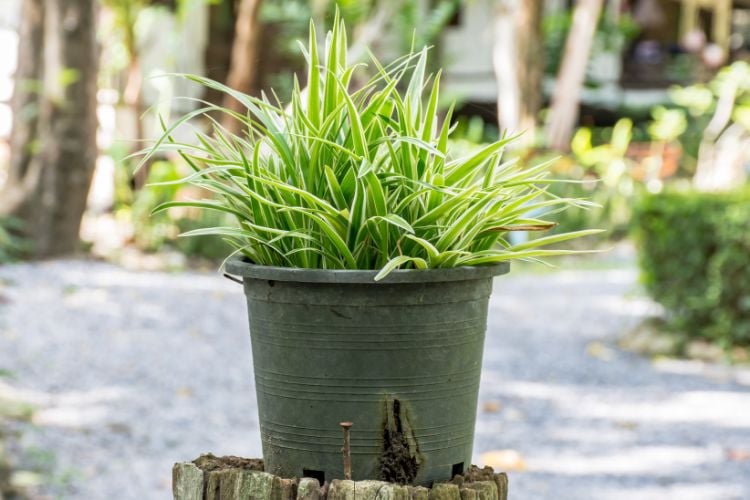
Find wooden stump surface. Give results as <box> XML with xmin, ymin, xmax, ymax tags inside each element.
<box><xmin>173</xmin><ymin>454</ymin><xmax>509</xmax><ymax>500</ymax></box>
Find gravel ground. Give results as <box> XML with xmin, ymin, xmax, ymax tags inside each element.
<box><xmin>1</xmin><ymin>259</ymin><xmax>749</xmax><ymax>499</ymax></box>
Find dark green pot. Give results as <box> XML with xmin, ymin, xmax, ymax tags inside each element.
<box><xmin>225</xmin><ymin>259</ymin><xmax>509</xmax><ymax>485</ymax></box>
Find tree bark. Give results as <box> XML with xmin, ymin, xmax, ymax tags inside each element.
<box><xmin>204</xmin><ymin>0</ymin><xmax>238</xmax><ymax>106</ymax></box>
<box><xmin>492</xmin><ymin>0</ymin><xmax>543</xmax><ymax>142</ymax></box>
<box><xmin>492</xmin><ymin>1</ymin><xmax>521</xmax><ymax>134</ymax></box>
<box><xmin>0</xmin><ymin>0</ymin><xmax>99</xmax><ymax>258</ymax></box>
<box><xmin>1</xmin><ymin>0</ymin><xmax>45</xmax><ymax>213</ymax></box>
<box><xmin>515</xmin><ymin>0</ymin><xmax>543</xmax><ymax>135</ymax></box>
<box><xmin>222</xmin><ymin>0</ymin><xmax>263</xmax><ymax>134</ymax></box>
<box><xmin>545</xmin><ymin>0</ymin><xmax>603</xmax><ymax>151</ymax></box>
<box><xmin>121</xmin><ymin>4</ymin><xmax>147</xmax><ymax>189</ymax></box>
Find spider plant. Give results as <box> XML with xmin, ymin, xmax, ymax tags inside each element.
<box><xmin>142</xmin><ymin>14</ymin><xmax>600</xmax><ymax>280</ymax></box>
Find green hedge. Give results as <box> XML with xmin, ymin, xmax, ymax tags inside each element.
<box><xmin>634</xmin><ymin>189</ymin><xmax>750</xmax><ymax>347</ymax></box>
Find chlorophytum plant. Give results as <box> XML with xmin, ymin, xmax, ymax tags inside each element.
<box><xmin>142</xmin><ymin>16</ymin><xmax>600</xmax><ymax>280</ymax></box>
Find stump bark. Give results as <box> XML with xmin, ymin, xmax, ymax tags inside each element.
<box><xmin>173</xmin><ymin>455</ymin><xmax>509</xmax><ymax>500</ymax></box>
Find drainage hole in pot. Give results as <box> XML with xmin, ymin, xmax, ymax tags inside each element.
<box><xmin>302</xmin><ymin>468</ymin><xmax>325</xmax><ymax>484</ymax></box>
<box><xmin>451</xmin><ymin>462</ymin><xmax>465</xmax><ymax>477</ymax></box>
<box><xmin>267</xmin><ymin>280</ymin><xmax>276</xmax><ymax>287</ymax></box>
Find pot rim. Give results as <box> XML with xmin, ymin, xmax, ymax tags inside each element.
<box><xmin>225</xmin><ymin>258</ymin><xmax>509</xmax><ymax>284</ymax></box>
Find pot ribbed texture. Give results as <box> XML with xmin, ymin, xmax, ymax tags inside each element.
<box><xmin>226</xmin><ymin>260</ymin><xmax>508</xmax><ymax>485</ymax></box>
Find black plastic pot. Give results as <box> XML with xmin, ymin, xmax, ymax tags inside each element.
<box><xmin>225</xmin><ymin>259</ymin><xmax>509</xmax><ymax>485</ymax></box>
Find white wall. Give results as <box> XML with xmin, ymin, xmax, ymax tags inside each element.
<box><xmin>440</xmin><ymin>0</ymin><xmax>497</xmax><ymax>102</ymax></box>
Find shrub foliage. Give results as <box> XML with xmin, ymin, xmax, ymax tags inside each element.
<box><xmin>634</xmin><ymin>189</ymin><xmax>750</xmax><ymax>347</ymax></box>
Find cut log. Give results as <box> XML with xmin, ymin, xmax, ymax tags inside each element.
<box><xmin>173</xmin><ymin>456</ymin><xmax>508</xmax><ymax>500</ymax></box>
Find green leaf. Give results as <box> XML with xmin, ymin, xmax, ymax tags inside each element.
<box><xmin>444</xmin><ymin>135</ymin><xmax>518</xmax><ymax>185</ymax></box>
<box><xmin>136</xmin><ymin>16</ymin><xmax>598</xmax><ymax>278</ymax></box>
<box><xmin>151</xmin><ymin>200</ymin><xmax>247</xmax><ymax>220</ymax></box>
<box><xmin>371</xmin><ymin>214</ymin><xmax>415</xmax><ymax>234</ymax></box>
<box><xmin>324</xmin><ymin>165</ymin><xmax>347</xmax><ymax>209</ymax></box>
<box><xmin>509</xmin><ymin>229</ymin><xmax>606</xmax><ymax>251</ymax></box>
<box><xmin>307</xmin><ymin>19</ymin><xmax>321</xmax><ymax>128</ymax></box>
<box><xmin>374</xmin><ymin>255</ymin><xmax>428</xmax><ymax>281</ymax></box>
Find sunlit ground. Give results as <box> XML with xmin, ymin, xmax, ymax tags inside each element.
<box><xmin>1</xmin><ymin>254</ymin><xmax>748</xmax><ymax>499</ymax></box>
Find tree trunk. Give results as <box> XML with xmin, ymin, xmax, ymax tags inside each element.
<box><xmin>0</xmin><ymin>0</ymin><xmax>99</xmax><ymax>258</ymax></box>
<box><xmin>492</xmin><ymin>0</ymin><xmax>543</xmax><ymax>142</ymax></box>
<box><xmin>545</xmin><ymin>0</ymin><xmax>603</xmax><ymax>151</ymax></box>
<box><xmin>1</xmin><ymin>0</ymin><xmax>45</xmax><ymax>214</ymax></box>
<box><xmin>122</xmin><ymin>10</ymin><xmax>147</xmax><ymax>189</ymax></box>
<box><xmin>515</xmin><ymin>0</ymin><xmax>543</xmax><ymax>136</ymax></box>
<box><xmin>492</xmin><ymin>1</ymin><xmax>521</xmax><ymax>134</ymax></box>
<box><xmin>204</xmin><ymin>0</ymin><xmax>237</xmax><ymax>106</ymax></box>
<box><xmin>125</xmin><ymin>56</ymin><xmax>147</xmax><ymax>188</ymax></box>
<box><xmin>222</xmin><ymin>0</ymin><xmax>263</xmax><ymax>134</ymax></box>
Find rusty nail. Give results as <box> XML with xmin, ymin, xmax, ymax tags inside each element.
<box><xmin>340</xmin><ymin>421</ymin><xmax>353</xmax><ymax>480</ymax></box>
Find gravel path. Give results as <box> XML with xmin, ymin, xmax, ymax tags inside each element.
<box><xmin>1</xmin><ymin>259</ymin><xmax>749</xmax><ymax>499</ymax></box>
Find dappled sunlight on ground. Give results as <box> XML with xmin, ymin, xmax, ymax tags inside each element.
<box><xmin>532</xmin><ymin>445</ymin><xmax>722</xmax><ymax>475</ymax></box>
<box><xmin>594</xmin><ymin>483</ymin><xmax>745</xmax><ymax>500</ymax></box>
<box><xmin>13</xmin><ymin>385</ymin><xmax>133</xmax><ymax>430</ymax></box>
<box><xmin>1</xmin><ymin>260</ymin><xmax>748</xmax><ymax>499</ymax></box>
<box><xmin>1</xmin><ymin>260</ymin><xmax>261</xmax><ymax>498</ymax></box>
<box><xmin>653</xmin><ymin>358</ymin><xmax>750</xmax><ymax>387</ymax></box>
<box><xmin>578</xmin><ymin>389</ymin><xmax>750</xmax><ymax>428</ymax></box>
<box><xmin>475</xmin><ymin>268</ymin><xmax>750</xmax><ymax>500</ymax></box>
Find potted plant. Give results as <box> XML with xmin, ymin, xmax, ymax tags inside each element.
<box><xmin>143</xmin><ymin>15</ymin><xmax>598</xmax><ymax>485</ymax></box>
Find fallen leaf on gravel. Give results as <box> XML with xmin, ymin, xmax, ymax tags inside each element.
<box><xmin>586</xmin><ymin>341</ymin><xmax>614</xmax><ymax>360</ymax></box>
<box><xmin>176</xmin><ymin>387</ymin><xmax>193</xmax><ymax>399</ymax></box>
<box><xmin>480</xmin><ymin>449</ymin><xmax>527</xmax><ymax>472</ymax></box>
<box><xmin>614</xmin><ymin>420</ymin><xmax>639</xmax><ymax>430</ymax></box>
<box><xmin>482</xmin><ymin>400</ymin><xmax>502</xmax><ymax>413</ymax></box>
<box><xmin>108</xmin><ymin>422</ymin><xmax>132</xmax><ymax>434</ymax></box>
<box><xmin>727</xmin><ymin>448</ymin><xmax>750</xmax><ymax>461</ymax></box>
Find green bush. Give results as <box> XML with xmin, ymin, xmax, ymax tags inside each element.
<box><xmin>634</xmin><ymin>189</ymin><xmax>750</xmax><ymax>347</ymax></box>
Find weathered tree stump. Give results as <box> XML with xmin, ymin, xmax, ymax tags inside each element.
<box><xmin>173</xmin><ymin>455</ymin><xmax>509</xmax><ymax>500</ymax></box>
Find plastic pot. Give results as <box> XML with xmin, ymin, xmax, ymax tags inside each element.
<box><xmin>225</xmin><ymin>259</ymin><xmax>509</xmax><ymax>485</ymax></box>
